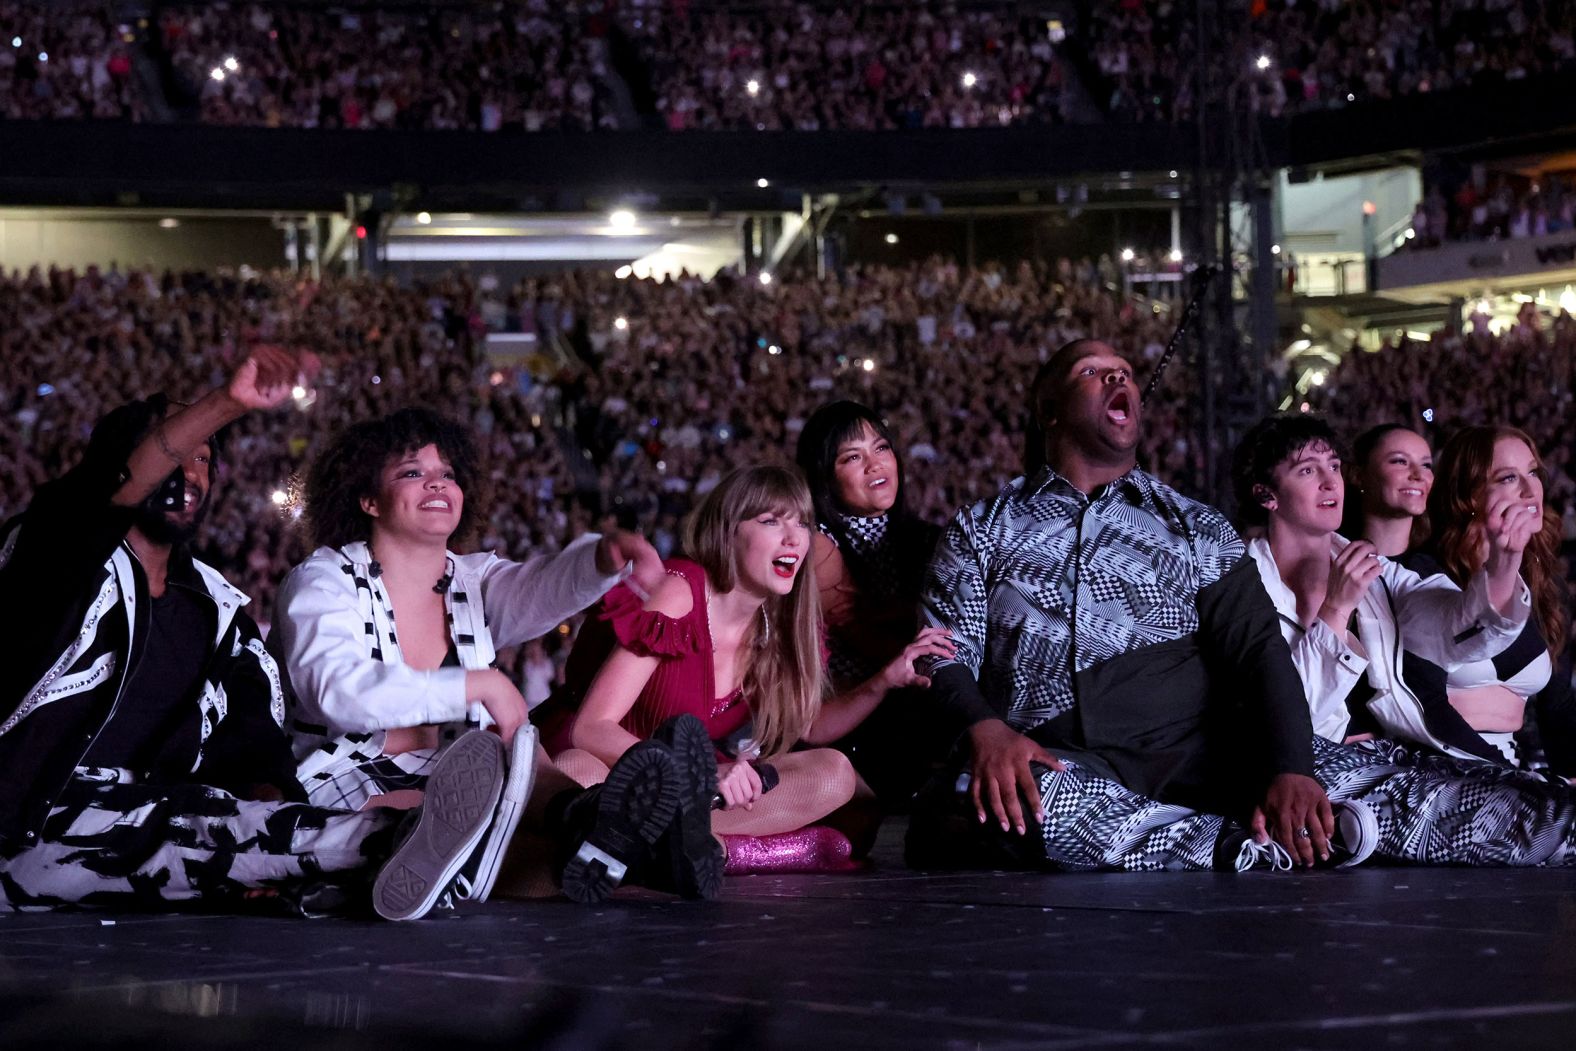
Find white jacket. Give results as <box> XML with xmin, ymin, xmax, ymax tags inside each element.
<box><xmin>272</xmin><ymin>535</ymin><xmax>623</xmax><ymax>787</ymax></box>
<box><xmin>1248</xmin><ymin>535</ymin><xmax>1531</xmax><ymax>759</ymax></box>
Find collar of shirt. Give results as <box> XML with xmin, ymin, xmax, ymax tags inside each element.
<box><xmin>1024</xmin><ymin>463</ymin><xmax>1156</xmax><ymax>512</ymax></box>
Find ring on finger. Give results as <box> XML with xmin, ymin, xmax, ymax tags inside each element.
<box><xmin>1296</xmin><ymin>826</ymin><xmax>1312</xmax><ymax>839</ymax></box>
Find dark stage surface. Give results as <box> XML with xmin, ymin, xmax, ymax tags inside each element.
<box><xmin>2</xmin><ymin>829</ymin><xmax>1573</xmax><ymax>1050</ymax></box>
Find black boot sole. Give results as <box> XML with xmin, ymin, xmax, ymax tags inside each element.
<box><xmin>653</xmin><ymin>715</ymin><xmax>724</xmax><ymax>900</ymax></box>
<box><xmin>561</xmin><ymin>741</ymin><xmax>683</xmax><ymax>905</ymax></box>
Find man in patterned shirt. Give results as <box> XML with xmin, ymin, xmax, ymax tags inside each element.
<box><xmin>908</xmin><ymin>338</ymin><xmax>1337</xmax><ymax>872</ymax></box>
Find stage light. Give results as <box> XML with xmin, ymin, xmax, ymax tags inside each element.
<box><xmin>1169</xmin><ymin>248</ymin><xmax>1183</xmax><ymax>262</ymax></box>
<box><xmin>416</xmin><ymin>211</ymin><xmax>432</xmax><ymax>225</ymax></box>
<box><xmin>291</xmin><ymin>385</ymin><xmax>307</xmax><ymax>400</ymax></box>
<box><xmin>1271</xmin><ymin>243</ymin><xmax>1281</xmax><ymax>254</ymax></box>
<box><xmin>767</xmin><ymin>344</ymin><xmax>783</xmax><ymax>355</ymax></box>
<box><xmin>884</xmin><ymin>233</ymin><xmax>899</xmax><ymax>245</ymax></box>
<box><xmin>210</xmin><ymin>67</ymin><xmax>225</xmax><ymax>81</ymax></box>
<box><xmin>223</xmin><ymin>56</ymin><xmax>239</xmax><ymax>72</ymax></box>
<box><xmin>757</xmin><ymin>177</ymin><xmax>770</xmax><ymax>188</ymax></box>
<box><xmin>271</xmin><ymin>490</ymin><xmax>288</xmax><ymax>506</ymax></box>
<box><xmin>615</xmin><ymin>265</ymin><xmax>633</xmax><ymax>279</ymax></box>
<box><xmin>862</xmin><ymin>359</ymin><xmax>876</xmax><ymax>372</ymax></box>
<box><xmin>37</xmin><ymin>51</ymin><xmax>46</xmax><ymax>62</ymax></box>
<box><xmin>371</xmin><ymin>374</ymin><xmax>381</xmax><ymax>385</ymax></box>
<box><xmin>1169</xmin><ymin>170</ymin><xmax>1178</xmax><ymax>178</ymax></box>
<box><xmin>1310</xmin><ymin>370</ymin><xmax>1326</xmax><ymax>386</ymax></box>
<box><xmin>747</xmin><ymin>79</ymin><xmax>760</xmax><ymax>96</ymax></box>
<box><xmin>613</xmin><ymin>316</ymin><xmax>628</xmax><ymax>331</ymax></box>
<box><xmin>961</xmin><ymin>71</ymin><xmax>978</xmax><ymax>89</ymax></box>
<box><xmin>759</xmin><ymin>272</ymin><xmax>773</xmax><ymax>286</ymax></box>
<box><xmin>609</xmin><ymin>209</ymin><xmax>636</xmax><ymax>229</ymax></box>
<box><xmin>1255</xmin><ymin>55</ymin><xmax>1271</xmax><ymax>71</ymax></box>
<box><xmin>1120</xmin><ymin>248</ymin><xmax>1135</xmax><ymax>262</ymax></box>
<box><xmin>10</xmin><ymin>37</ymin><xmax>19</xmax><ymax>48</ymax></box>
<box><xmin>1422</xmin><ymin>408</ymin><xmax>1435</xmax><ymax>422</ymax></box>
<box><xmin>1560</xmin><ymin>286</ymin><xmax>1576</xmax><ymax>313</ymax></box>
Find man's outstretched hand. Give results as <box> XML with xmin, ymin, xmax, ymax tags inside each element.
<box><xmin>227</xmin><ymin>346</ymin><xmax>320</xmax><ymax>412</ymax></box>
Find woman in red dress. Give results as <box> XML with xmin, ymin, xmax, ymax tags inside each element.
<box><xmin>543</xmin><ymin>465</ymin><xmax>951</xmax><ymax>876</ymax></box>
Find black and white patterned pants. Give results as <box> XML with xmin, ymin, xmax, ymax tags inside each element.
<box><xmin>1027</xmin><ymin>736</ymin><xmax>1576</xmax><ymax>871</ymax></box>
<box><xmin>0</xmin><ymin>768</ymin><xmax>397</xmax><ymax>912</ymax></box>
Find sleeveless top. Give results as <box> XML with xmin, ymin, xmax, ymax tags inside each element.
<box><xmin>544</xmin><ymin>559</ymin><xmax>752</xmax><ymax>754</ymax></box>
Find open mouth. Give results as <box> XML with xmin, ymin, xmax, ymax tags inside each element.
<box><xmin>771</xmin><ymin>554</ymin><xmax>800</xmax><ymax>579</ymax></box>
<box><xmin>1317</xmin><ymin>499</ymin><xmax>1339</xmax><ymax>509</ymax></box>
<box><xmin>1398</xmin><ymin>488</ymin><xmax>1423</xmax><ymax>497</ymax></box>
<box><xmin>1105</xmin><ymin>388</ymin><xmax>1133</xmax><ymax>425</ymax></box>
<box><xmin>419</xmin><ymin>498</ymin><xmax>452</xmax><ymax>512</ymax></box>
<box><xmin>868</xmin><ymin>477</ymin><xmax>890</xmax><ymax>489</ymax></box>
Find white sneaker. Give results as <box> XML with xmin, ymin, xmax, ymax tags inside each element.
<box><xmin>1231</xmin><ymin>837</ymin><xmax>1295</xmax><ymax>872</ymax></box>
<box><xmin>1330</xmin><ymin>798</ymin><xmax>1380</xmax><ymax>869</ymax></box>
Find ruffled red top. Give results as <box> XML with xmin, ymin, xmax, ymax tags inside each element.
<box><xmin>543</xmin><ymin>558</ymin><xmax>750</xmax><ymax>753</ymax></box>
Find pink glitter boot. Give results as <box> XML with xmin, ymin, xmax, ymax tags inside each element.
<box><xmin>721</xmin><ymin>826</ymin><xmax>861</xmax><ymax>875</ymax></box>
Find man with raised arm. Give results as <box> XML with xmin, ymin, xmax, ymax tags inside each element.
<box><xmin>0</xmin><ymin>349</ymin><xmax>509</xmax><ymax>914</ymax></box>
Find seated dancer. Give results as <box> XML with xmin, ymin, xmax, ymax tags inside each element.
<box><xmin>1419</xmin><ymin>426</ymin><xmax>1573</xmax><ymax>774</ymax></box>
<box><xmin>795</xmin><ymin>400</ymin><xmax>946</xmax><ymax>806</ymax></box>
<box><xmin>1233</xmin><ymin>412</ymin><xmax>1576</xmax><ymax>865</ymax></box>
<box><xmin>909</xmin><ymin>339</ymin><xmax>1341</xmax><ymax>873</ymax></box>
<box><xmin>543</xmin><ymin>464</ymin><xmax>950</xmax><ymax>878</ymax></box>
<box><xmin>0</xmin><ymin>350</ymin><xmax>508</xmax><ymax>915</ymax></box>
<box><xmin>271</xmin><ymin>408</ymin><xmax>717</xmax><ymax>908</ymax></box>
<box><xmin>1238</xmin><ymin>415</ymin><xmax>1531</xmax><ymax>759</ymax></box>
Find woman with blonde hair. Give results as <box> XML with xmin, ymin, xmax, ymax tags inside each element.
<box><xmin>542</xmin><ymin>464</ymin><xmax>951</xmax><ymax>884</ymax></box>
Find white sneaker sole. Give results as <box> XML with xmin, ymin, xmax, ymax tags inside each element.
<box><xmin>467</xmin><ymin>724</ymin><xmax>538</xmax><ymax>903</ymax></box>
<box><xmin>373</xmin><ymin>730</ymin><xmax>505</xmax><ymax>921</ymax></box>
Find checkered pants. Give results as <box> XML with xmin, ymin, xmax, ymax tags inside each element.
<box><xmin>0</xmin><ymin>768</ymin><xmax>397</xmax><ymax>913</ymax></box>
<box><xmin>1030</xmin><ymin>738</ymin><xmax>1576</xmax><ymax>871</ymax></box>
<box><xmin>1312</xmin><ymin>736</ymin><xmax>1575</xmax><ymax>866</ymax></box>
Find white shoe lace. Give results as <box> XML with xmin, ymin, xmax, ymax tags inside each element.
<box><xmin>1234</xmin><ymin>838</ymin><xmax>1294</xmax><ymax>872</ymax></box>
<box><xmin>434</xmin><ymin>873</ymin><xmax>476</xmax><ymax>911</ymax></box>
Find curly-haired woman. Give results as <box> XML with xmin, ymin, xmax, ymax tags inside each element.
<box><xmin>270</xmin><ymin>407</ymin><xmax>717</xmax><ymax>909</ymax></box>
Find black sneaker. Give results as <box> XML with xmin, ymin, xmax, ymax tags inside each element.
<box><xmin>372</xmin><ymin>729</ymin><xmax>506</xmax><ymax>921</ymax></box>
<box><xmin>559</xmin><ymin>740</ymin><xmax>684</xmax><ymax>905</ymax></box>
<box><xmin>644</xmin><ymin>715</ymin><xmax>724</xmax><ymax>900</ymax></box>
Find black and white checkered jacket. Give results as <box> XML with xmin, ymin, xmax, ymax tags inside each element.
<box><xmin>0</xmin><ymin>446</ymin><xmax>300</xmax><ymax>853</ymax></box>
<box><xmin>271</xmin><ymin>537</ymin><xmax>621</xmax><ymax>810</ymax></box>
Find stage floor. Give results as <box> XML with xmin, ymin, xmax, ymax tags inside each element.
<box><xmin>2</xmin><ymin>828</ymin><xmax>1573</xmax><ymax>1049</ymax></box>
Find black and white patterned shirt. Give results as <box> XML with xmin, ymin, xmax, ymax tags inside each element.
<box><xmin>923</xmin><ymin>465</ymin><xmax>1245</xmax><ymax>733</ymax></box>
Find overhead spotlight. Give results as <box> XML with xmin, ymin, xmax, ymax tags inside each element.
<box><xmin>1120</xmin><ymin>247</ymin><xmax>1135</xmax><ymax>262</ymax></box>
<box><xmin>759</xmin><ymin>272</ymin><xmax>773</xmax><ymax>286</ymax></box>
<box><xmin>609</xmin><ymin>209</ymin><xmax>636</xmax><ymax>229</ymax></box>
<box><xmin>961</xmin><ymin>71</ymin><xmax>978</xmax><ymax>89</ymax></box>
<box><xmin>416</xmin><ymin>211</ymin><xmax>432</xmax><ymax>225</ymax></box>
<box><xmin>756</xmin><ymin>177</ymin><xmax>769</xmax><ymax>188</ymax></box>
<box><xmin>1169</xmin><ymin>248</ymin><xmax>1183</xmax><ymax>262</ymax></box>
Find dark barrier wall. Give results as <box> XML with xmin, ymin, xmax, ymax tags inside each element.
<box><xmin>2</xmin><ymin>73</ymin><xmax>1574</xmax><ymax>209</ymax></box>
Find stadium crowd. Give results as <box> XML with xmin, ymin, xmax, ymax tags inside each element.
<box><xmin>8</xmin><ymin>0</ymin><xmax>1576</xmax><ymax>131</ymax></box>
<box><xmin>3</xmin><ymin>256</ymin><xmax>1573</xmax><ymax>672</ymax></box>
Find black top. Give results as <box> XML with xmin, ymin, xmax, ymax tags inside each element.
<box><xmin>83</xmin><ymin>582</ymin><xmax>214</xmax><ymax>778</ymax></box>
